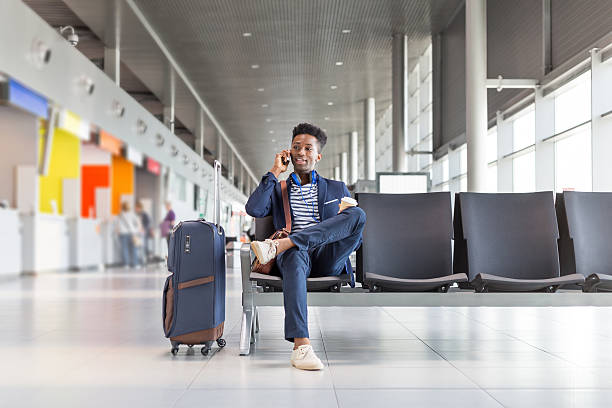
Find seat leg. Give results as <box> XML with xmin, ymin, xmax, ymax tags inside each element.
<box><xmin>239</xmin><ymin>309</ymin><xmax>254</xmax><ymax>355</ymax></box>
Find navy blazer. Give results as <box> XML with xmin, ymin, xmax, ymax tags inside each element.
<box><xmin>245</xmin><ymin>171</ymin><xmax>357</xmax><ymax>285</ymax></box>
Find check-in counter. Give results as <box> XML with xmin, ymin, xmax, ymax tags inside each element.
<box><xmin>100</xmin><ymin>218</ymin><xmax>122</xmax><ymax>266</ymax></box>
<box><xmin>0</xmin><ymin>208</ymin><xmax>22</xmax><ymax>275</ymax></box>
<box><xmin>21</xmin><ymin>213</ymin><xmax>70</xmax><ymax>272</ymax></box>
<box><xmin>67</xmin><ymin>217</ymin><xmax>102</xmax><ymax>270</ymax></box>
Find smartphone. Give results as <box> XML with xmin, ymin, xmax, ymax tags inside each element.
<box><xmin>281</xmin><ymin>152</ymin><xmax>290</xmax><ymax>166</ymax></box>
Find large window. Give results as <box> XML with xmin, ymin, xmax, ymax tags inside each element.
<box><xmin>553</xmin><ymin>71</ymin><xmax>592</xmax><ymax>192</ymax></box>
<box><xmin>513</xmin><ymin>151</ymin><xmax>535</xmax><ymax>192</ymax></box>
<box><xmin>555</xmin><ymin>125</ymin><xmax>592</xmax><ymax>192</ymax></box>
<box><xmin>513</xmin><ymin>109</ymin><xmax>535</xmax><ymax>151</ymax></box>
<box><xmin>555</xmin><ymin>71</ymin><xmax>591</xmax><ymax>133</ymax></box>
<box><xmin>437</xmin><ymin>155</ymin><xmax>450</xmax><ymax>191</ymax></box>
<box><xmin>458</xmin><ymin>145</ymin><xmax>467</xmax><ymax>191</ymax></box>
<box><xmin>511</xmin><ymin>107</ymin><xmax>536</xmax><ymax>192</ymax></box>
<box><xmin>488</xmin><ymin>164</ymin><xmax>498</xmax><ymax>193</ymax></box>
<box><xmin>487</xmin><ymin>127</ymin><xmax>498</xmax><ymax>192</ymax></box>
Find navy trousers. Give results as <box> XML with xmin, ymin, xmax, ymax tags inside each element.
<box><xmin>276</xmin><ymin>206</ymin><xmax>366</xmax><ymax>341</ymax></box>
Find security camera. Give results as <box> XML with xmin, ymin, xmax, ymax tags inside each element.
<box><xmin>59</xmin><ymin>26</ymin><xmax>79</xmax><ymax>47</ymax></box>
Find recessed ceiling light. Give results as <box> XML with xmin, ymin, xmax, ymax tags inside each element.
<box><xmin>269</xmin><ymin>130</ymin><xmax>275</xmax><ymax>134</ymax></box>
<box><xmin>330</xmin><ymin>85</ymin><xmax>338</xmax><ymax>90</ymax></box>
<box><xmin>261</xmin><ymin>104</ymin><xmax>269</xmax><ymax>108</ymax></box>
<box><xmin>265</xmin><ymin>118</ymin><xmax>272</xmax><ymax>122</ymax></box>
<box><xmin>257</xmin><ymin>88</ymin><xmax>264</xmax><ymax>92</ymax></box>
<box><xmin>323</xmin><ymin>129</ymin><xmax>327</xmax><ymax>132</ymax></box>
<box><xmin>327</xmin><ymin>102</ymin><xmax>334</xmax><ymax>106</ymax></box>
<box><xmin>242</xmin><ymin>32</ymin><xmax>252</xmax><ymax>37</ymax></box>
<box><xmin>324</xmin><ymin>117</ymin><xmax>330</xmax><ymax>120</ymax></box>
<box><xmin>271</xmin><ymin>139</ymin><xmax>276</xmax><ymax>142</ymax></box>
<box><xmin>251</xmin><ymin>64</ymin><xmax>260</xmax><ymax>69</ymax></box>
<box><xmin>341</xmin><ymin>29</ymin><xmax>351</xmax><ymax>34</ymax></box>
<box><xmin>335</xmin><ymin>61</ymin><xmax>343</xmax><ymax>66</ymax></box>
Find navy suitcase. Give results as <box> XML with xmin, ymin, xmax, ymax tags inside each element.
<box><xmin>163</xmin><ymin>161</ymin><xmax>226</xmax><ymax>356</ymax></box>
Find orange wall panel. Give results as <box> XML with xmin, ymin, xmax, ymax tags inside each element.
<box><xmin>111</xmin><ymin>155</ymin><xmax>134</xmax><ymax>215</ymax></box>
<box><xmin>81</xmin><ymin>165</ymin><xmax>110</xmax><ymax>218</ymax></box>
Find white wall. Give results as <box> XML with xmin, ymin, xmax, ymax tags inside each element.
<box><xmin>0</xmin><ymin>106</ymin><xmax>39</xmax><ymax>209</ymax></box>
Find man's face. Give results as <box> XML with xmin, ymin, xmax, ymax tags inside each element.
<box><xmin>291</xmin><ymin>134</ymin><xmax>322</xmax><ymax>173</ymax></box>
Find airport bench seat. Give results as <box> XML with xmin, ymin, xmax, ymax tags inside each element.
<box><xmin>557</xmin><ymin>192</ymin><xmax>612</xmax><ymax>292</ymax></box>
<box><xmin>248</xmin><ymin>216</ymin><xmax>351</xmax><ymax>292</ymax></box>
<box><xmin>454</xmin><ymin>192</ymin><xmax>584</xmax><ymax>292</ymax></box>
<box><xmin>357</xmin><ymin>192</ymin><xmax>467</xmax><ymax>292</ymax></box>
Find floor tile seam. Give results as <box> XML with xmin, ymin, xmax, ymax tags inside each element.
<box><xmin>318</xmin><ymin>319</ymin><xmax>341</xmax><ymax>408</ymax></box>
<box><xmin>492</xmin><ymin>333</ymin><xmax>582</xmax><ymax>368</ymax></box>
<box><xmin>442</xmin><ymin>308</ymin><xmax>580</xmax><ymax>367</ymax></box>
<box><xmin>185</xmin><ymin>385</ymin><xmax>481</xmax><ymax>390</ymax></box>
<box><xmin>183</xmin><ymin>387</ymin><xmax>340</xmax><ymax>391</ymax></box>
<box><xmin>483</xmin><ymin>387</ymin><xmax>612</xmax><ymax>391</ymax></box>
<box><xmin>381</xmin><ymin>307</ymin><xmax>507</xmax><ymax>408</ymax></box>
<box><xmin>183</xmin><ymin>342</ymin><xmax>224</xmax><ymax>389</ymax></box>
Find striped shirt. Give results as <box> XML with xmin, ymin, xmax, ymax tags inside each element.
<box><xmin>289</xmin><ymin>181</ymin><xmax>320</xmax><ymax>232</ymax></box>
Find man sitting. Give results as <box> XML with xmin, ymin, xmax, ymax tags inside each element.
<box><xmin>246</xmin><ymin>122</ymin><xmax>366</xmax><ymax>371</ymax></box>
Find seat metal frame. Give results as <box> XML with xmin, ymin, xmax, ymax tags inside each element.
<box><xmin>239</xmin><ymin>244</ymin><xmax>612</xmax><ymax>355</ymax></box>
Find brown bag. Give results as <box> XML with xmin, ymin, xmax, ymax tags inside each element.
<box><xmin>251</xmin><ymin>180</ymin><xmax>291</xmax><ymax>275</ymax></box>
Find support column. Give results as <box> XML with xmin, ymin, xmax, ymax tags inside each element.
<box><xmin>103</xmin><ymin>0</ymin><xmax>121</xmax><ymax>85</ymax></box>
<box><xmin>104</xmin><ymin>47</ymin><xmax>120</xmax><ymax>85</ymax></box>
<box><xmin>349</xmin><ymin>131</ymin><xmax>358</xmax><ymax>185</ymax></box>
<box><xmin>465</xmin><ymin>0</ymin><xmax>488</xmax><ymax>192</ymax></box>
<box><xmin>195</xmin><ymin>108</ymin><xmax>205</xmax><ymax>158</ymax></box>
<box><xmin>340</xmin><ymin>152</ymin><xmax>348</xmax><ymax>185</ymax></box>
<box><xmin>364</xmin><ymin>97</ymin><xmax>376</xmax><ymax>179</ymax></box>
<box><xmin>216</xmin><ymin>132</ymin><xmax>223</xmax><ymax>166</ymax></box>
<box><xmin>239</xmin><ymin>165</ymin><xmax>245</xmax><ymax>194</ymax></box>
<box><xmin>334</xmin><ymin>166</ymin><xmax>340</xmax><ymax>181</ymax></box>
<box><xmin>591</xmin><ymin>48</ymin><xmax>612</xmax><ymax>191</ymax></box>
<box><xmin>163</xmin><ymin>67</ymin><xmax>176</xmax><ymax>133</ymax></box>
<box><xmin>228</xmin><ymin>152</ymin><xmax>235</xmax><ymax>185</ymax></box>
<box><xmin>392</xmin><ymin>34</ymin><xmax>408</xmax><ymax>172</ymax></box>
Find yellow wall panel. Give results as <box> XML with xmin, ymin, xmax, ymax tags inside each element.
<box><xmin>38</xmin><ymin>128</ymin><xmax>80</xmax><ymax>214</ymax></box>
<box><xmin>111</xmin><ymin>155</ymin><xmax>134</xmax><ymax>215</ymax></box>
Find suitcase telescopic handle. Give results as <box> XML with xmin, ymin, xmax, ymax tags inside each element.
<box><xmin>213</xmin><ymin>160</ymin><xmax>222</xmax><ymax>234</ymax></box>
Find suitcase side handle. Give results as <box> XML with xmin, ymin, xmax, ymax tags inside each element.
<box><xmin>213</xmin><ymin>160</ymin><xmax>222</xmax><ymax>235</ymax></box>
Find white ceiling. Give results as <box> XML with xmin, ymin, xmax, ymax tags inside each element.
<box><xmin>24</xmin><ymin>0</ymin><xmax>461</xmax><ymax>179</ymax></box>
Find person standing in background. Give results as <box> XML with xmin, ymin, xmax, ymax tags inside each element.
<box><xmin>160</xmin><ymin>201</ymin><xmax>176</xmax><ymax>248</ymax></box>
<box><xmin>116</xmin><ymin>201</ymin><xmax>142</xmax><ymax>268</ymax></box>
<box><xmin>135</xmin><ymin>201</ymin><xmax>151</xmax><ymax>264</ymax></box>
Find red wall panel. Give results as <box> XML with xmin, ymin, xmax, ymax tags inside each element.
<box><xmin>81</xmin><ymin>165</ymin><xmax>110</xmax><ymax>218</ymax></box>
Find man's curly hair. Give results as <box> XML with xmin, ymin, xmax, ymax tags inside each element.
<box><xmin>292</xmin><ymin>123</ymin><xmax>327</xmax><ymax>152</ymax></box>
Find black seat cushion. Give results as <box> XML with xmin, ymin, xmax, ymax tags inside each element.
<box><xmin>250</xmin><ymin>272</ymin><xmax>350</xmax><ymax>291</ymax></box>
<box><xmin>366</xmin><ymin>272</ymin><xmax>468</xmax><ymax>292</ymax></box>
<box><xmin>471</xmin><ymin>273</ymin><xmax>584</xmax><ymax>292</ymax></box>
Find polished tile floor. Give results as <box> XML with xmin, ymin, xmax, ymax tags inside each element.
<box><xmin>2</xmin><ymin>264</ymin><xmax>612</xmax><ymax>407</ymax></box>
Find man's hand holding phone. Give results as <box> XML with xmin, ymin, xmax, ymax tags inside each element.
<box><xmin>270</xmin><ymin>150</ymin><xmax>291</xmax><ymax>178</ymax></box>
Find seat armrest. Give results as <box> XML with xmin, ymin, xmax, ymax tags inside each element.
<box><xmin>240</xmin><ymin>243</ymin><xmax>254</xmax><ymax>293</ymax></box>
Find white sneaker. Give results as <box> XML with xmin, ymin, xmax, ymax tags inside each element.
<box><xmin>251</xmin><ymin>239</ymin><xmax>278</xmax><ymax>265</ymax></box>
<box><xmin>290</xmin><ymin>345</ymin><xmax>324</xmax><ymax>370</ymax></box>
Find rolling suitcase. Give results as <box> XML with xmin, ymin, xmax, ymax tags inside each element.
<box><xmin>163</xmin><ymin>160</ymin><xmax>226</xmax><ymax>356</ymax></box>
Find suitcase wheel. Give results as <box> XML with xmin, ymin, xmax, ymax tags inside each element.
<box><xmin>201</xmin><ymin>346</ymin><xmax>210</xmax><ymax>356</ymax></box>
<box><xmin>171</xmin><ymin>347</ymin><xmax>179</xmax><ymax>355</ymax></box>
<box><xmin>188</xmin><ymin>344</ymin><xmax>194</xmax><ymax>348</ymax></box>
<box><xmin>217</xmin><ymin>338</ymin><xmax>226</xmax><ymax>348</ymax></box>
